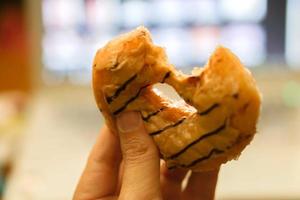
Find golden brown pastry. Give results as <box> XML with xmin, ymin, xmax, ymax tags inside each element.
<box><xmin>92</xmin><ymin>27</ymin><xmax>261</xmax><ymax>171</ymax></box>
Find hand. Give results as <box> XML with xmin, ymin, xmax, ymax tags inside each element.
<box><xmin>73</xmin><ymin>111</ymin><xmax>219</xmax><ymax>200</ymax></box>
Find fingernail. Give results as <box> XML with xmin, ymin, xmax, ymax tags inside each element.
<box><xmin>116</xmin><ymin>111</ymin><xmax>142</xmax><ymax>133</ymax></box>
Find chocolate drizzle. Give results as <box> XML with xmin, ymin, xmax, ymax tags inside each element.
<box><xmin>183</xmin><ymin>148</ymin><xmax>224</xmax><ymax>168</ymax></box>
<box><xmin>198</xmin><ymin>103</ymin><xmax>219</xmax><ymax>115</ymax></box>
<box><xmin>161</xmin><ymin>71</ymin><xmax>171</xmax><ymax>83</ymax></box>
<box><xmin>106</xmin><ymin>74</ymin><xmax>138</xmax><ymax>104</ymax></box>
<box><xmin>232</xmin><ymin>93</ymin><xmax>239</xmax><ymax>99</ymax></box>
<box><xmin>142</xmin><ymin>107</ymin><xmax>166</xmax><ymax>121</ymax></box>
<box><xmin>149</xmin><ymin>117</ymin><xmax>186</xmax><ymax>136</ymax></box>
<box><xmin>167</xmin><ymin>148</ymin><xmax>224</xmax><ymax>170</ymax></box>
<box><xmin>168</xmin><ymin>134</ymin><xmax>252</xmax><ymax>169</ymax></box>
<box><xmin>167</xmin><ymin>120</ymin><xmax>226</xmax><ymax>159</ymax></box>
<box><xmin>113</xmin><ymin>84</ymin><xmax>150</xmax><ymax>115</ymax></box>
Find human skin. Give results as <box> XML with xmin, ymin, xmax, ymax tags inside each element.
<box><xmin>73</xmin><ymin>111</ymin><xmax>219</xmax><ymax>200</ymax></box>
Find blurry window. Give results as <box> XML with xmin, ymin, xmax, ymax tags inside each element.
<box><xmin>42</xmin><ymin>0</ymin><xmax>269</xmax><ymax>85</ymax></box>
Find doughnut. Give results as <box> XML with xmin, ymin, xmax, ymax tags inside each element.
<box><xmin>92</xmin><ymin>27</ymin><xmax>261</xmax><ymax>171</ymax></box>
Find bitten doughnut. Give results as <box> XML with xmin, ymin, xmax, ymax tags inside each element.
<box><xmin>92</xmin><ymin>27</ymin><xmax>261</xmax><ymax>171</ymax></box>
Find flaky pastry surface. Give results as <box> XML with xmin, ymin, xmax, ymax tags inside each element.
<box><xmin>93</xmin><ymin>27</ymin><xmax>261</xmax><ymax>171</ymax></box>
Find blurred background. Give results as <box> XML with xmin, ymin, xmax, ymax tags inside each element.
<box><xmin>0</xmin><ymin>0</ymin><xmax>300</xmax><ymax>199</ymax></box>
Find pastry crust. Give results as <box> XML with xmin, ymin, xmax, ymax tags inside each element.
<box><xmin>92</xmin><ymin>27</ymin><xmax>261</xmax><ymax>171</ymax></box>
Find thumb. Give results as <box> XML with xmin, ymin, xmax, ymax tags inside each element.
<box><xmin>116</xmin><ymin>111</ymin><xmax>161</xmax><ymax>200</ymax></box>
